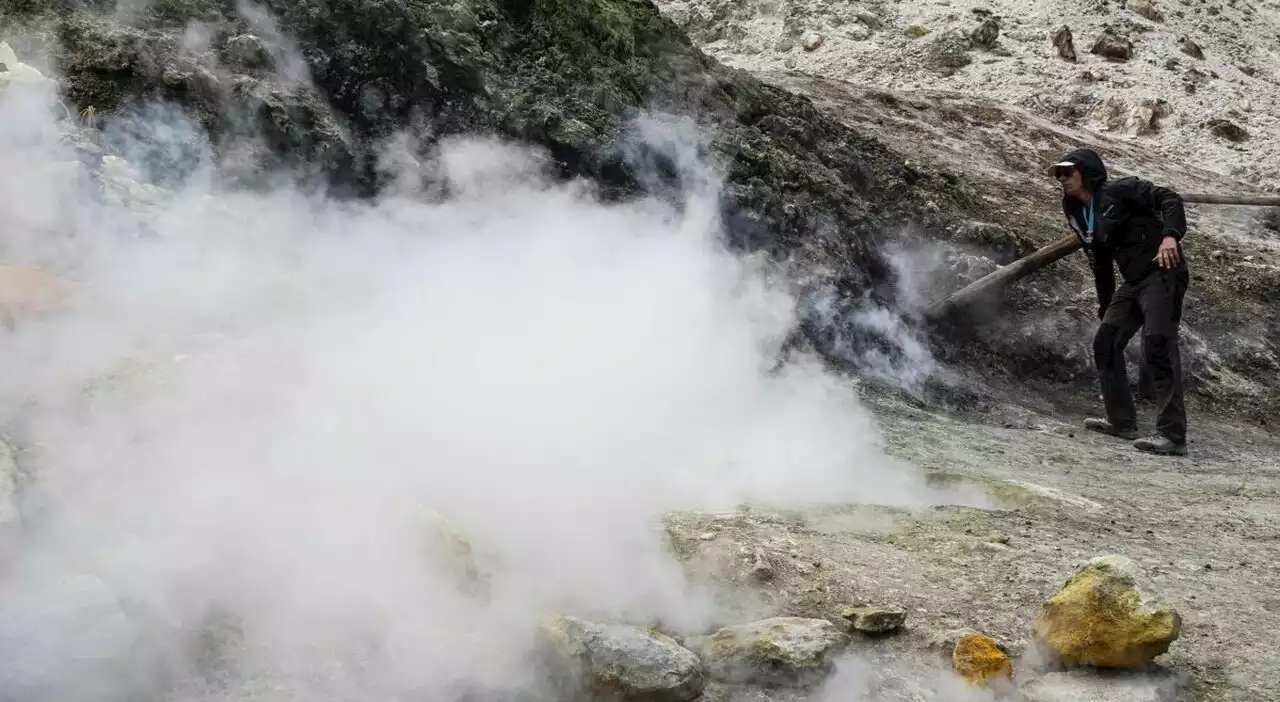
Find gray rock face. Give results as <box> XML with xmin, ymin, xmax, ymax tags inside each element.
<box><xmin>540</xmin><ymin>615</ymin><xmax>704</xmax><ymax>702</ymax></box>
<box><xmin>701</xmin><ymin>617</ymin><xmax>849</xmax><ymax>687</ymax></box>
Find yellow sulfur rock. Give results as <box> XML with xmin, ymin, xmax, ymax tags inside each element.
<box><xmin>952</xmin><ymin>632</ymin><xmax>1012</xmax><ymax>686</ymax></box>
<box><xmin>1033</xmin><ymin>555</ymin><xmax>1181</xmax><ymax>668</ymax></box>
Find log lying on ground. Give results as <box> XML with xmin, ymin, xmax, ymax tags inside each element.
<box><xmin>922</xmin><ymin>234</ymin><xmax>1081</xmax><ymax>321</ymax></box>
<box><xmin>923</xmin><ymin>193</ymin><xmax>1280</xmax><ymax>320</ymax></box>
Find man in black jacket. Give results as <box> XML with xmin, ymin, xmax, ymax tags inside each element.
<box><xmin>1049</xmin><ymin>148</ymin><xmax>1190</xmax><ymax>456</ymax></box>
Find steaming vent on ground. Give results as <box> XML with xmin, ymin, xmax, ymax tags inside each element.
<box><xmin>0</xmin><ymin>17</ymin><xmax>982</xmax><ymax>702</ymax></box>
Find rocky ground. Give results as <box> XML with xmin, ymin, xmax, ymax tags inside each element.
<box><xmin>653</xmin><ymin>0</ymin><xmax>1280</xmax><ymax>188</ymax></box>
<box><xmin>662</xmin><ymin>379</ymin><xmax>1280</xmax><ymax>701</ymax></box>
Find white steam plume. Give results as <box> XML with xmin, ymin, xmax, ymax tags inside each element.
<box><xmin>0</xmin><ymin>15</ymin><xmax>971</xmax><ymax>701</ymax></box>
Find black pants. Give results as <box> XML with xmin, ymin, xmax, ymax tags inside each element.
<box><xmin>1092</xmin><ymin>266</ymin><xmax>1189</xmax><ymax>444</ymax></box>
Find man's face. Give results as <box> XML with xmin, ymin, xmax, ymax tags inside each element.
<box><xmin>1055</xmin><ymin>166</ymin><xmax>1085</xmax><ymax>199</ymax></box>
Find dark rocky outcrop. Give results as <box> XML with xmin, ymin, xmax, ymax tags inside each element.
<box><xmin>0</xmin><ymin>0</ymin><xmax>974</xmax><ymax>303</ymax></box>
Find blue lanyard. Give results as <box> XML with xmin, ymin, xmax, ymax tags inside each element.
<box><xmin>1082</xmin><ymin>201</ymin><xmax>1095</xmax><ymax>234</ymax></box>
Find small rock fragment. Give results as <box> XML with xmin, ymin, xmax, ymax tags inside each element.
<box><xmin>1204</xmin><ymin>118</ymin><xmax>1249</xmax><ymax>142</ymax></box>
<box><xmin>1033</xmin><ymin>555</ymin><xmax>1181</xmax><ymax>668</ymax></box>
<box><xmin>1052</xmin><ymin>26</ymin><xmax>1077</xmax><ymax>62</ymax></box>
<box><xmin>844</xmin><ymin>24</ymin><xmax>871</xmax><ymax>41</ymax></box>
<box><xmin>540</xmin><ymin>614</ymin><xmax>704</xmax><ymax>702</ymax></box>
<box><xmin>1091</xmin><ymin>28</ymin><xmax>1133</xmax><ymax>61</ymax></box>
<box><xmin>970</xmin><ymin>17</ymin><xmax>999</xmax><ymax>48</ymax></box>
<box><xmin>1127</xmin><ymin>0</ymin><xmax>1164</xmax><ymax>22</ymax></box>
<box><xmin>702</xmin><ymin>617</ymin><xmax>850</xmax><ymax>686</ymax></box>
<box><xmin>953</xmin><ymin>633</ymin><xmax>1012</xmax><ymax>686</ymax></box>
<box><xmin>842</xmin><ymin>605</ymin><xmax>907</xmax><ymax>634</ymax></box>
<box><xmin>801</xmin><ymin>33</ymin><xmax>824</xmax><ymax>51</ymax></box>
<box><xmin>1179</xmin><ymin>37</ymin><xmax>1204</xmax><ymax>59</ymax></box>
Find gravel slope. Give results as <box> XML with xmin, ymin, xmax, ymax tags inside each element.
<box><xmin>654</xmin><ymin>0</ymin><xmax>1280</xmax><ymax>190</ymax></box>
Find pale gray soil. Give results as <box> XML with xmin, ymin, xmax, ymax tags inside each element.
<box><xmin>664</xmin><ymin>380</ymin><xmax>1280</xmax><ymax>702</ymax></box>
<box><xmin>654</xmin><ymin>0</ymin><xmax>1280</xmax><ymax>188</ymax></box>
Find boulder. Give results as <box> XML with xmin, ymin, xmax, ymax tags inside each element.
<box><xmin>1052</xmin><ymin>26</ymin><xmax>1077</xmax><ymax>62</ymax></box>
<box><xmin>1127</xmin><ymin>0</ymin><xmax>1164</xmax><ymax>22</ymax></box>
<box><xmin>1089</xmin><ymin>97</ymin><xmax>1170</xmax><ymax>136</ymax></box>
<box><xmin>540</xmin><ymin>614</ymin><xmax>704</xmax><ymax>702</ymax></box>
<box><xmin>970</xmin><ymin>17</ymin><xmax>999</xmax><ymax>49</ymax></box>
<box><xmin>952</xmin><ymin>632</ymin><xmax>1012</xmax><ymax>686</ymax></box>
<box><xmin>1033</xmin><ymin>555</ymin><xmax>1182</xmax><ymax>668</ymax></box>
<box><xmin>1179</xmin><ymin>37</ymin><xmax>1205</xmax><ymax>59</ymax></box>
<box><xmin>842</xmin><ymin>605</ymin><xmax>906</xmax><ymax>634</ymax></box>
<box><xmin>924</xmin><ymin>30</ymin><xmax>973</xmax><ymax>75</ymax></box>
<box><xmin>1091</xmin><ymin>29</ymin><xmax>1133</xmax><ymax>61</ymax></box>
<box><xmin>1204</xmin><ymin>118</ymin><xmax>1249</xmax><ymax>143</ymax></box>
<box><xmin>702</xmin><ymin>617</ymin><xmax>850</xmax><ymax>686</ymax></box>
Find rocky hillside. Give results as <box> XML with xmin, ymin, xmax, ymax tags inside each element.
<box><xmin>3</xmin><ymin>0</ymin><xmax>1277</xmax><ymax>417</ymax></box>
<box><xmin>1</xmin><ymin>0</ymin><xmax>983</xmax><ymax>288</ymax></box>
<box><xmin>654</xmin><ymin>0</ymin><xmax>1280</xmax><ymax>189</ymax></box>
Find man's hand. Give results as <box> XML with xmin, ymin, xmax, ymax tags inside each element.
<box><xmin>1155</xmin><ymin>235</ymin><xmax>1181</xmax><ymax>268</ymax></box>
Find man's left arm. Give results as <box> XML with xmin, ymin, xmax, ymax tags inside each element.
<box><xmin>1119</xmin><ymin>178</ymin><xmax>1187</xmax><ymax>268</ymax></box>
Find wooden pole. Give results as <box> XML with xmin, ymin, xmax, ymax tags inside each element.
<box><xmin>922</xmin><ymin>193</ymin><xmax>1280</xmax><ymax>320</ymax></box>
<box><xmin>922</xmin><ymin>234</ymin><xmax>1080</xmax><ymax>320</ymax></box>
<box><xmin>1177</xmin><ymin>193</ymin><xmax>1280</xmax><ymax>207</ymax></box>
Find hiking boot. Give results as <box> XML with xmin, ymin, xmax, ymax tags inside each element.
<box><xmin>1083</xmin><ymin>418</ymin><xmax>1140</xmax><ymax>440</ymax></box>
<box><xmin>1133</xmin><ymin>435</ymin><xmax>1188</xmax><ymax>456</ymax></box>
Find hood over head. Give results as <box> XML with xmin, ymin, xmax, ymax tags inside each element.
<box><xmin>1048</xmin><ymin>148</ymin><xmax>1108</xmax><ymax>192</ymax></box>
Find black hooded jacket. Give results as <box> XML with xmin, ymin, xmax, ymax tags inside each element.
<box><xmin>1057</xmin><ymin>148</ymin><xmax>1188</xmax><ymax>313</ymax></box>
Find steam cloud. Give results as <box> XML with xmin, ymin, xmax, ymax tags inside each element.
<box><xmin>0</xmin><ymin>7</ymin><xmax>974</xmax><ymax>701</ymax></box>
